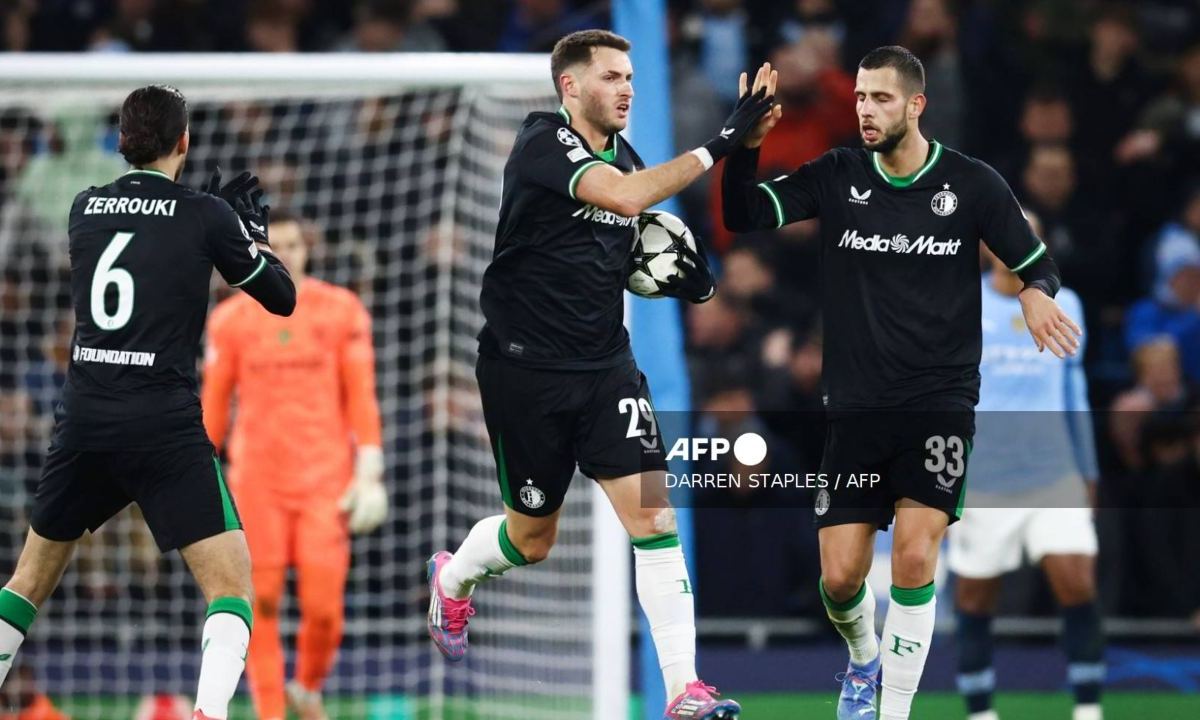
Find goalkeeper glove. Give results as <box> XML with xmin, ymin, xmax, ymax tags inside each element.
<box><xmin>659</xmin><ymin>242</ymin><xmax>716</xmax><ymax>303</ymax></box>
<box><xmin>701</xmin><ymin>87</ymin><xmax>775</xmax><ymax>163</ymax></box>
<box><xmin>340</xmin><ymin>445</ymin><xmax>388</xmax><ymax>534</ymax></box>
<box><xmin>234</xmin><ymin>188</ymin><xmax>270</xmax><ymax>245</ymax></box>
<box><xmin>203</xmin><ymin>167</ymin><xmax>258</xmax><ymax>208</ymax></box>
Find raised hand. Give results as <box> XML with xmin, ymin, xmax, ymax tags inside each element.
<box><xmin>739</xmin><ymin>62</ymin><xmax>783</xmax><ymax>149</ymax></box>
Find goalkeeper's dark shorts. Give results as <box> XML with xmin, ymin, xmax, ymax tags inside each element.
<box><xmin>814</xmin><ymin>407</ymin><xmax>975</xmax><ymax>530</ymax></box>
<box><xmin>475</xmin><ymin>352</ymin><xmax>668</xmax><ymax>517</ymax></box>
<box><xmin>31</xmin><ymin>442</ymin><xmax>243</xmax><ymax>552</ymax></box>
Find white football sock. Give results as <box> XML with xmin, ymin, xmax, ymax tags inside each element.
<box><xmin>634</xmin><ymin>534</ymin><xmax>697</xmax><ymax>700</ymax></box>
<box><xmin>440</xmin><ymin>515</ymin><xmax>526</xmax><ymax>600</ymax></box>
<box><xmin>0</xmin><ymin>588</ymin><xmax>37</xmax><ymax>689</ymax></box>
<box><xmin>820</xmin><ymin>579</ymin><xmax>879</xmax><ymax>667</ymax></box>
<box><xmin>880</xmin><ymin>583</ymin><xmax>937</xmax><ymax>720</ymax></box>
<box><xmin>194</xmin><ymin>600</ymin><xmax>252</xmax><ymax>720</ymax></box>
<box><xmin>1074</xmin><ymin>704</ymin><xmax>1102</xmax><ymax>720</ymax></box>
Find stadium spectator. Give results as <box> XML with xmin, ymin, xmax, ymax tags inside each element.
<box><xmin>1126</xmin><ymin>236</ymin><xmax>1200</xmax><ymax>383</ymax></box>
<box><xmin>341</xmin><ymin>0</ymin><xmax>446</xmax><ymax>52</ymax></box>
<box><xmin>1067</xmin><ymin>4</ymin><xmax>1155</xmax><ymax>204</ymax></box>
<box><xmin>1116</xmin><ymin>43</ymin><xmax>1200</xmax><ymax>191</ymax></box>
<box><xmin>1019</xmin><ymin>143</ymin><xmax>1124</xmax><ymax>360</ymax></box>
<box><xmin>1145</xmin><ymin>184</ymin><xmax>1200</xmax><ymax>293</ymax></box>
<box><xmin>898</xmin><ymin>0</ymin><xmax>965</xmax><ymax>149</ymax></box>
<box><xmin>495</xmin><ymin>0</ymin><xmax>601</xmax><ymax>53</ymax></box>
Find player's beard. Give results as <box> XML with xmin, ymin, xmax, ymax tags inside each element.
<box><xmin>582</xmin><ymin>92</ymin><xmax>625</xmax><ymax>137</ymax></box>
<box><xmin>863</xmin><ymin>118</ymin><xmax>907</xmax><ymax>155</ymax></box>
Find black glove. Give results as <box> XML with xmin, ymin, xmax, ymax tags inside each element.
<box><xmin>702</xmin><ymin>87</ymin><xmax>775</xmax><ymax>162</ymax></box>
<box><xmin>234</xmin><ymin>188</ymin><xmax>270</xmax><ymax>245</ymax></box>
<box><xmin>660</xmin><ymin>242</ymin><xmax>716</xmax><ymax>303</ymax></box>
<box><xmin>203</xmin><ymin>167</ymin><xmax>258</xmax><ymax>208</ymax></box>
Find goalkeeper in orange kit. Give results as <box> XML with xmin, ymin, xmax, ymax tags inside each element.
<box><xmin>202</xmin><ymin>210</ymin><xmax>386</xmax><ymax>720</ymax></box>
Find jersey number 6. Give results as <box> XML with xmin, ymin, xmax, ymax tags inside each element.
<box><xmin>91</xmin><ymin>231</ymin><xmax>135</xmax><ymax>331</ymax></box>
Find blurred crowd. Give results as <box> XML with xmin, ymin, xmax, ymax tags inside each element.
<box><xmin>2</xmin><ymin>0</ymin><xmax>1200</xmax><ymax>631</ymax></box>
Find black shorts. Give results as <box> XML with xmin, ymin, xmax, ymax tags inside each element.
<box><xmin>31</xmin><ymin>442</ymin><xmax>242</xmax><ymax>552</ymax></box>
<box><xmin>815</xmin><ymin>408</ymin><xmax>975</xmax><ymax>529</ymax></box>
<box><xmin>476</xmin><ymin>353</ymin><xmax>668</xmax><ymax>517</ymax></box>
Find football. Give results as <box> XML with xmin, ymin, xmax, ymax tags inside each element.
<box><xmin>627</xmin><ymin>210</ymin><xmax>699</xmax><ymax>298</ymax></box>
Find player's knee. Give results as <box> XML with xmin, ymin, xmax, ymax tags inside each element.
<box><xmin>892</xmin><ymin>541</ymin><xmax>937</xmax><ymax>583</ymax></box>
<box><xmin>627</xmin><ymin>507</ymin><xmax>675</xmax><ymax>538</ymax></box>
<box><xmin>1055</xmin><ymin>573</ymin><xmax>1096</xmax><ymax>606</ymax></box>
<box><xmin>821</xmin><ymin>565</ymin><xmax>868</xmax><ymax>602</ymax></box>
<box><xmin>955</xmin><ymin>583</ymin><xmax>997</xmax><ymax>616</ymax></box>
<box><xmin>508</xmin><ymin>522</ymin><xmax>557</xmax><ymax>564</ymax></box>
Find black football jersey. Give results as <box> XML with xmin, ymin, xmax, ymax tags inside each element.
<box><xmin>57</xmin><ymin>168</ymin><xmax>294</xmax><ymax>449</ymax></box>
<box><xmin>479</xmin><ymin>107</ymin><xmax>645</xmax><ymax>370</ymax></box>
<box><xmin>729</xmin><ymin>142</ymin><xmax>1045</xmax><ymax>409</ymax></box>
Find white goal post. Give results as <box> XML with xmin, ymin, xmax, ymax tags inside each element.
<box><xmin>0</xmin><ymin>53</ymin><xmax>629</xmax><ymax>720</ymax></box>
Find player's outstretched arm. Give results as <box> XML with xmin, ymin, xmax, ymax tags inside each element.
<box><xmin>575</xmin><ymin>75</ymin><xmax>775</xmax><ymax>218</ymax></box>
<box><xmin>206</xmin><ymin>187</ymin><xmax>296</xmax><ymax>316</ymax></box>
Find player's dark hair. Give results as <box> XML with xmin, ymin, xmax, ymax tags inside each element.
<box><xmin>118</xmin><ymin>85</ymin><xmax>188</xmax><ymax>166</ymax></box>
<box><xmin>859</xmin><ymin>46</ymin><xmax>926</xmax><ymax>95</ymax></box>
<box><xmin>550</xmin><ymin>30</ymin><xmax>632</xmax><ymax>101</ymax></box>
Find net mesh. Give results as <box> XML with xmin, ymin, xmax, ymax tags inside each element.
<box><xmin>0</xmin><ymin>74</ymin><xmax>598</xmax><ymax>719</ymax></box>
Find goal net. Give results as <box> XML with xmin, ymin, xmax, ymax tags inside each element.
<box><xmin>0</xmin><ymin>54</ymin><xmax>627</xmax><ymax>720</ymax></box>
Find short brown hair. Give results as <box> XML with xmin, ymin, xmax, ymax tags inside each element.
<box><xmin>118</xmin><ymin>85</ymin><xmax>188</xmax><ymax>166</ymax></box>
<box><xmin>859</xmin><ymin>45</ymin><xmax>925</xmax><ymax>95</ymax></box>
<box><xmin>550</xmin><ymin>30</ymin><xmax>631</xmax><ymax>101</ymax></box>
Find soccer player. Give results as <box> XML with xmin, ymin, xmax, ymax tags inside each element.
<box><xmin>0</xmin><ymin>85</ymin><xmax>296</xmax><ymax>720</ymax></box>
<box><xmin>722</xmin><ymin>49</ymin><xmax>1081</xmax><ymax>720</ymax></box>
<box><xmin>425</xmin><ymin>29</ymin><xmax>774</xmax><ymax>720</ymax></box>
<box><xmin>949</xmin><ymin>221</ymin><xmax>1104</xmax><ymax>720</ymax></box>
<box><xmin>202</xmin><ymin>211</ymin><xmax>386</xmax><ymax>720</ymax></box>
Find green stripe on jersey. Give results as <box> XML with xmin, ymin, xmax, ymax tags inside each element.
<box><xmin>1009</xmin><ymin>242</ymin><xmax>1047</xmax><ymax>273</ymax></box>
<box><xmin>230</xmin><ymin>255</ymin><xmax>267</xmax><ymax>288</ymax></box>
<box><xmin>568</xmin><ymin>160</ymin><xmax>604</xmax><ymax>199</ymax></box>
<box><xmin>757</xmin><ymin>182</ymin><xmax>785</xmax><ymax>228</ymax></box>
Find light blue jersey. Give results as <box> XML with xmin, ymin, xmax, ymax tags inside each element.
<box><xmin>971</xmin><ymin>278</ymin><xmax>1097</xmax><ymax>493</ymax></box>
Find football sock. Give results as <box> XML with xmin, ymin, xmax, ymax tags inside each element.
<box><xmin>819</xmin><ymin>578</ymin><xmax>879</xmax><ymax>666</ymax></box>
<box><xmin>1062</xmin><ymin>602</ymin><xmax>1104</xmax><ymax>710</ymax></box>
<box><xmin>955</xmin><ymin>610</ymin><xmax>996</xmax><ymax>715</ymax></box>
<box><xmin>633</xmin><ymin>533</ymin><xmax>697</xmax><ymax>700</ymax></box>
<box><xmin>296</xmin><ymin>562</ymin><xmax>346</xmax><ymax>691</ymax></box>
<box><xmin>246</xmin><ymin>568</ymin><xmax>286</xmax><ymax>720</ymax></box>
<box><xmin>880</xmin><ymin>583</ymin><xmax>936</xmax><ymax>720</ymax></box>
<box><xmin>194</xmin><ymin>597</ymin><xmax>252</xmax><ymax>720</ymax></box>
<box><xmin>440</xmin><ymin>515</ymin><xmax>527</xmax><ymax>600</ymax></box>
<box><xmin>0</xmin><ymin>588</ymin><xmax>37</xmax><ymax>688</ymax></box>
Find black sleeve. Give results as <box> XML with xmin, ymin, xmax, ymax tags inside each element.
<box><xmin>204</xmin><ymin>197</ymin><xmax>296</xmax><ymax>316</ymax></box>
<box><xmin>519</xmin><ymin>125</ymin><xmax>607</xmax><ymax>201</ymax></box>
<box><xmin>723</xmin><ymin>147</ymin><xmax>829</xmax><ymax>232</ymax></box>
<box><xmin>976</xmin><ymin>162</ymin><xmax>1047</xmax><ymax>271</ymax></box>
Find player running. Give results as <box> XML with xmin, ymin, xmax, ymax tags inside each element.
<box><xmin>425</xmin><ymin>29</ymin><xmax>774</xmax><ymax>720</ymax></box>
<box><xmin>202</xmin><ymin>211</ymin><xmax>386</xmax><ymax>720</ymax></box>
<box><xmin>722</xmin><ymin>48</ymin><xmax>1081</xmax><ymax>720</ymax></box>
<box><xmin>949</xmin><ymin>221</ymin><xmax>1104</xmax><ymax>720</ymax></box>
<box><xmin>0</xmin><ymin>85</ymin><xmax>295</xmax><ymax>720</ymax></box>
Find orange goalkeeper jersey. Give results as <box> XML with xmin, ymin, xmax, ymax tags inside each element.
<box><xmin>203</xmin><ymin>278</ymin><xmax>381</xmax><ymax>499</ymax></box>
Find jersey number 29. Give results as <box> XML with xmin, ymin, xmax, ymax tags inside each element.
<box><xmin>91</xmin><ymin>231</ymin><xmax>135</xmax><ymax>331</ymax></box>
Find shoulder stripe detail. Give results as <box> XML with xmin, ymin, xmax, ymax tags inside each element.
<box><xmin>568</xmin><ymin>160</ymin><xmax>605</xmax><ymax>200</ymax></box>
<box><xmin>1009</xmin><ymin>241</ymin><xmax>1047</xmax><ymax>273</ymax></box>
<box><xmin>230</xmin><ymin>256</ymin><xmax>267</xmax><ymax>288</ymax></box>
<box><xmin>758</xmin><ymin>182</ymin><xmax>784</xmax><ymax>228</ymax></box>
